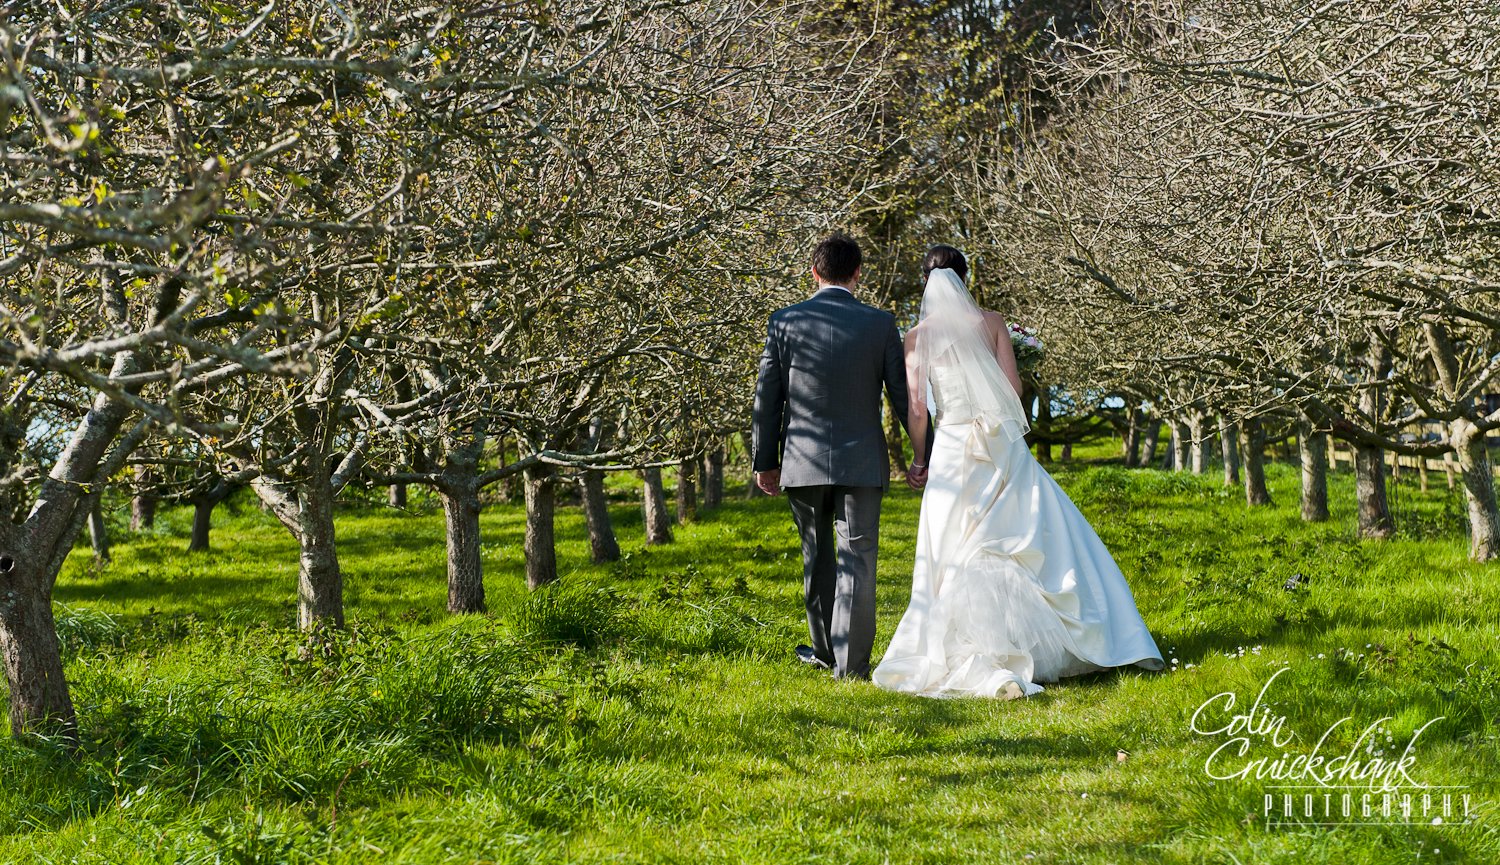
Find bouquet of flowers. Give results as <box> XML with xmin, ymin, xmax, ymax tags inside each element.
<box><xmin>1009</xmin><ymin>323</ymin><xmax>1044</xmax><ymax>372</ymax></box>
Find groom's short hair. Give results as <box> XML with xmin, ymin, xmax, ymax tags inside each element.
<box><xmin>812</xmin><ymin>233</ymin><xmax>862</xmax><ymax>284</ymax></box>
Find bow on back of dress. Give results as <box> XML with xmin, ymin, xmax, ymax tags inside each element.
<box><xmin>911</xmin><ymin>268</ymin><xmax>1030</xmax><ymax>443</ymax></box>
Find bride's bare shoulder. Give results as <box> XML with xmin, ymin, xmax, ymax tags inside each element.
<box><xmin>979</xmin><ymin>309</ymin><xmax>1009</xmax><ymax>330</ymax></box>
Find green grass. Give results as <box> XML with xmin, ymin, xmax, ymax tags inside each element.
<box><xmin>2</xmin><ymin>449</ymin><xmax>1498</xmax><ymax>863</ymax></box>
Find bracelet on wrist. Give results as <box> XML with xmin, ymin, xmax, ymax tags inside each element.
<box><xmin>911</xmin><ymin>462</ymin><xmax>927</xmax><ymax>469</ymax></box>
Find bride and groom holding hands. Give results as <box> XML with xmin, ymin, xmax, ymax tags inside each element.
<box><xmin>752</xmin><ymin>234</ymin><xmax>1164</xmax><ymax>699</ymax></box>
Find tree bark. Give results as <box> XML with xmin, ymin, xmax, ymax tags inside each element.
<box><xmin>1298</xmin><ymin>421</ymin><xmax>1329</xmax><ymax>522</ymax></box>
<box><xmin>253</xmin><ymin>471</ymin><xmax>344</xmax><ymax>629</ymax></box>
<box><xmin>1140</xmin><ymin>418</ymin><xmax>1161</xmax><ymax>467</ymax></box>
<box><xmin>190</xmin><ymin>497</ymin><xmax>213</xmax><ymax>552</ymax></box>
<box><xmin>0</xmin><ymin>352</ymin><xmax>143</xmax><ymax>740</ymax></box>
<box><xmin>1353</xmin><ymin>443</ymin><xmax>1394</xmax><ymax>538</ymax></box>
<box><xmin>1170</xmin><ymin>421</ymin><xmax>1190</xmax><ymax>472</ymax></box>
<box><xmin>1354</xmin><ymin>337</ymin><xmax>1395</xmax><ymax>539</ymax></box>
<box><xmin>643</xmin><ymin>467</ymin><xmax>674</xmax><ymax>544</ymax></box>
<box><xmin>1452</xmin><ymin>420</ymin><xmax>1500</xmax><ymax>561</ymax></box>
<box><xmin>676</xmin><ymin>457</ymin><xmax>698</xmax><ymax>524</ymax></box>
<box><xmin>441</xmin><ymin>476</ymin><xmax>485</xmax><ymax>612</ymax></box>
<box><xmin>188</xmin><ymin>480</ymin><xmax>232</xmax><ymax>552</ymax></box>
<box><xmin>1188</xmin><ymin>413</ymin><xmax>1208</xmax><ymax>474</ymax></box>
<box><xmin>1034</xmin><ymin>387</ymin><xmax>1053</xmax><ymax>462</ymax></box>
<box><xmin>87</xmin><ymin>503</ymin><xmax>110</xmax><ymax>563</ymax></box>
<box><xmin>524</xmin><ymin>466</ymin><xmax>557</xmax><ymax>590</ymax></box>
<box><xmin>0</xmin><ymin>578</ymin><xmax>74</xmax><ymax>742</ymax></box>
<box><xmin>435</xmin><ymin>424</ymin><xmax>487</xmax><ymax>613</ymax></box>
<box><xmin>1239</xmin><ymin>419</ymin><xmax>1273</xmax><ymax>506</ymax></box>
<box><xmin>1122</xmin><ymin>406</ymin><xmax>1142</xmax><ymax>467</ymax></box>
<box><xmin>580</xmin><ymin>469</ymin><xmax>621</xmax><ymax>563</ymax></box>
<box><xmin>295</xmin><ymin>480</ymin><xmax>343</xmax><ymax>628</ymax></box>
<box><xmin>1219</xmin><ymin>415</ymin><xmax>1240</xmax><ymax>486</ymax></box>
<box><xmin>130</xmin><ymin>464</ymin><xmax>156</xmax><ymax>531</ymax></box>
<box><xmin>1425</xmin><ymin>324</ymin><xmax>1500</xmax><ymax>559</ymax></box>
<box><xmin>388</xmin><ymin>483</ymin><xmax>407</xmax><ymax>510</ymax></box>
<box><xmin>703</xmin><ymin>445</ymin><xmax>725</xmax><ymax>510</ymax></box>
<box><xmin>1060</xmin><ymin>442</ymin><xmax>1072</xmax><ymax>461</ymax></box>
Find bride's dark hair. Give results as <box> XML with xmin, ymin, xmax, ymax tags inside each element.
<box><xmin>922</xmin><ymin>245</ymin><xmax>968</xmax><ymax>282</ymax></box>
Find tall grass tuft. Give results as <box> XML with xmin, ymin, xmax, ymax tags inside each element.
<box><xmin>513</xmin><ymin>579</ymin><xmax>629</xmax><ymax>649</ymax></box>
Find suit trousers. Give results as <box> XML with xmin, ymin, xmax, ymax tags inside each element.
<box><xmin>785</xmin><ymin>485</ymin><xmax>883</xmax><ymax>679</ymax></box>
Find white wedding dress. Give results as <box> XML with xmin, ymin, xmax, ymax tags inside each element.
<box><xmin>873</xmin><ymin>271</ymin><xmax>1164</xmax><ymax>699</ymax></box>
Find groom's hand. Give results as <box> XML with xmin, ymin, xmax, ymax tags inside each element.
<box><xmin>755</xmin><ymin>469</ymin><xmax>782</xmax><ymax>496</ymax></box>
<box><xmin>906</xmin><ymin>465</ymin><xmax>928</xmax><ymax>490</ymax></box>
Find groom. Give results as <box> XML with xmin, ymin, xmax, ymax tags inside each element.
<box><xmin>752</xmin><ymin>233</ymin><xmax>913</xmax><ymax>680</ymax></box>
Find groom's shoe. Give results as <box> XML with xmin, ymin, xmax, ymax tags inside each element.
<box><xmin>795</xmin><ymin>645</ymin><xmax>831</xmax><ymax>670</ymax></box>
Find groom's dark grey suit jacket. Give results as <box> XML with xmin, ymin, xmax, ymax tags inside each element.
<box><xmin>752</xmin><ymin>287</ymin><xmax>911</xmax><ymax>489</ymax></box>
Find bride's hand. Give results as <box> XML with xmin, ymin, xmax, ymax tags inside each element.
<box><xmin>906</xmin><ymin>464</ymin><xmax>928</xmax><ymax>490</ymax></box>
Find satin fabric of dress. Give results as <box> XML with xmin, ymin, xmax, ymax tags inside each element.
<box><xmin>873</xmin><ymin>368</ymin><xmax>1164</xmax><ymax>698</ymax></box>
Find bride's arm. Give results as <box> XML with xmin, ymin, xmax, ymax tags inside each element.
<box><xmin>988</xmin><ymin>313</ymin><xmax>1025</xmax><ymax>398</ymax></box>
<box><xmin>904</xmin><ymin>329</ymin><xmax>929</xmax><ymax>471</ymax></box>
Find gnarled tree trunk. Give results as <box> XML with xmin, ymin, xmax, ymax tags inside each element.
<box><xmin>1451</xmin><ymin>420</ymin><xmax>1500</xmax><ymax>560</ymax></box>
<box><xmin>524</xmin><ymin>465</ymin><xmax>557</xmax><ymax>589</ymax></box>
<box><xmin>1239</xmin><ymin>418</ymin><xmax>1272</xmax><ymax>506</ymax></box>
<box><xmin>1188</xmin><ymin>413</ymin><xmax>1208</xmax><ymax>474</ymax></box>
<box><xmin>1354</xmin><ymin>338</ymin><xmax>1395</xmax><ymax>539</ymax></box>
<box><xmin>1</xmin><ymin>356</ymin><xmax>142</xmax><ymax>740</ymax></box>
<box><xmin>0</xmin><ymin>571</ymin><xmax>74</xmax><ymax>743</ymax></box>
<box><xmin>253</xmin><ymin>468</ymin><xmax>345</xmax><ymax>629</ymax></box>
<box><xmin>703</xmin><ymin>445</ymin><xmax>725</xmax><ymax>510</ymax></box>
<box><xmin>188</xmin><ymin>480</ymin><xmax>232</xmax><ymax>552</ymax></box>
<box><xmin>676</xmin><ymin>457</ymin><xmax>698</xmax><ymax>524</ymax></box>
<box><xmin>580</xmin><ymin>469</ymin><xmax>621</xmax><ymax>563</ymax></box>
<box><xmin>87</xmin><ymin>503</ymin><xmax>110</xmax><ymax>563</ymax></box>
<box><xmin>437</xmin><ymin>426</ymin><xmax>486</xmax><ymax>613</ymax></box>
<box><xmin>1034</xmin><ymin>386</ymin><xmax>1053</xmax><ymax>462</ymax></box>
<box><xmin>1171</xmin><ymin>421</ymin><xmax>1190</xmax><ymax>473</ymax></box>
<box><xmin>1122</xmin><ymin>406</ymin><xmax>1142</xmax><ymax>467</ymax></box>
<box><xmin>440</xmin><ymin>475</ymin><xmax>484</xmax><ymax>612</ymax></box>
<box><xmin>1140</xmin><ymin>418</ymin><xmax>1161</xmax><ymax>467</ymax></box>
<box><xmin>1219</xmin><ymin>415</ymin><xmax>1240</xmax><ymax>486</ymax></box>
<box><xmin>130</xmin><ymin>464</ymin><xmax>156</xmax><ymax>531</ymax></box>
<box><xmin>1298</xmin><ymin>421</ymin><xmax>1329</xmax><ymax>522</ymax></box>
<box><xmin>643</xmin><ymin>467</ymin><xmax>674</xmax><ymax>544</ymax></box>
<box><xmin>1353</xmin><ymin>443</ymin><xmax>1394</xmax><ymax>538</ymax></box>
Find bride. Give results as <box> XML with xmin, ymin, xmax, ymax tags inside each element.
<box><xmin>872</xmin><ymin>246</ymin><xmax>1164</xmax><ymax>700</ymax></box>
